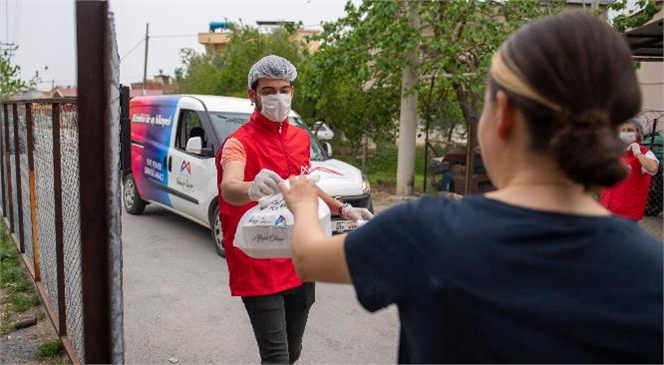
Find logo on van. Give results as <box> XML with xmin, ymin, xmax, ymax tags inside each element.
<box><xmin>180</xmin><ymin>161</ymin><xmax>192</xmax><ymax>175</ymax></box>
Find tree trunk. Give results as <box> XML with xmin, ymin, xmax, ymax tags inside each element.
<box><xmin>396</xmin><ymin>0</ymin><xmax>420</xmax><ymax>196</ymax></box>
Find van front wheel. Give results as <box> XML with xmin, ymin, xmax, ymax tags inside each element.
<box><xmin>123</xmin><ymin>174</ymin><xmax>146</xmax><ymax>215</ymax></box>
<box><xmin>210</xmin><ymin>204</ymin><xmax>225</xmax><ymax>258</ymax></box>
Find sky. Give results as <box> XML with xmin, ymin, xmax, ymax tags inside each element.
<box><xmin>1</xmin><ymin>0</ymin><xmax>356</xmax><ymax>90</ymax></box>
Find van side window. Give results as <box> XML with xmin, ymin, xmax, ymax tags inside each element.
<box><xmin>208</xmin><ymin>112</ymin><xmax>247</xmax><ymax>141</ymax></box>
<box><xmin>176</xmin><ymin>110</ymin><xmax>206</xmax><ymax>151</ymax></box>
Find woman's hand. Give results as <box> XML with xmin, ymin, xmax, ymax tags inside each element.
<box><xmin>280</xmin><ymin>175</ymin><xmax>319</xmax><ymax>216</ymax></box>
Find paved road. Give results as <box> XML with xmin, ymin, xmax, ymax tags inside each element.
<box><xmin>122</xmin><ymin>204</ymin><xmax>399</xmax><ymax>364</ymax></box>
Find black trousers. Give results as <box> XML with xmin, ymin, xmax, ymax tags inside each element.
<box><xmin>242</xmin><ymin>283</ymin><xmax>316</xmax><ymax>364</ymax></box>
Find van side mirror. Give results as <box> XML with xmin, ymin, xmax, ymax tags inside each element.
<box><xmin>324</xmin><ymin>142</ymin><xmax>333</xmax><ymax>157</ymax></box>
<box><xmin>186</xmin><ymin>136</ymin><xmax>203</xmax><ymax>154</ymax></box>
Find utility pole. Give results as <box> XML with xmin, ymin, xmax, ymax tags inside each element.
<box><xmin>396</xmin><ymin>0</ymin><xmax>420</xmax><ymax>196</ymax></box>
<box><xmin>591</xmin><ymin>0</ymin><xmax>599</xmax><ymax>11</ymax></box>
<box><xmin>142</xmin><ymin>23</ymin><xmax>149</xmax><ymax>96</ymax></box>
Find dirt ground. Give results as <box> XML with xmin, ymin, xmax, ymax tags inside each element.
<box><xmin>0</xmin><ymin>295</ymin><xmax>64</xmax><ymax>365</ymax></box>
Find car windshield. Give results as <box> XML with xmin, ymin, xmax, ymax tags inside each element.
<box><xmin>208</xmin><ymin>112</ymin><xmax>329</xmax><ymax>161</ymax></box>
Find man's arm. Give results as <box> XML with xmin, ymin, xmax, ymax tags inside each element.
<box><xmin>315</xmin><ymin>184</ymin><xmax>344</xmax><ymax>216</ymax></box>
<box><xmin>221</xmin><ymin>161</ymin><xmax>253</xmax><ymax>206</ymax></box>
<box><xmin>314</xmin><ymin>181</ymin><xmax>373</xmax><ymax>221</ymax></box>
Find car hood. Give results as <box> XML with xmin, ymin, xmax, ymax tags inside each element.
<box><xmin>310</xmin><ymin>159</ymin><xmax>365</xmax><ymax>197</ymax></box>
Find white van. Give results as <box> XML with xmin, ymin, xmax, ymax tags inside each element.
<box><xmin>123</xmin><ymin>95</ymin><xmax>373</xmax><ymax>257</ymax></box>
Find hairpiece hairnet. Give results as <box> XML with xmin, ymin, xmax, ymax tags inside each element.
<box><xmin>247</xmin><ymin>55</ymin><xmax>297</xmax><ymax>89</ymax></box>
<box><xmin>628</xmin><ymin>118</ymin><xmax>644</xmax><ymax>140</ymax></box>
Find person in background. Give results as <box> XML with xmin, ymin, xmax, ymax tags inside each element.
<box><xmin>279</xmin><ymin>12</ymin><xmax>662</xmax><ymax>364</ymax></box>
<box><xmin>600</xmin><ymin>118</ymin><xmax>659</xmax><ymax>221</ymax></box>
<box><xmin>216</xmin><ymin>55</ymin><xmax>372</xmax><ymax>364</ymax></box>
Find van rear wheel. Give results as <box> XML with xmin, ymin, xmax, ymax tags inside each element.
<box><xmin>210</xmin><ymin>204</ymin><xmax>225</xmax><ymax>258</ymax></box>
<box><xmin>123</xmin><ymin>174</ymin><xmax>146</xmax><ymax>214</ymax></box>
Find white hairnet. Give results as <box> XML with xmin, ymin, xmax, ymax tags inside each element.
<box><xmin>628</xmin><ymin>118</ymin><xmax>645</xmax><ymax>141</ymax></box>
<box><xmin>247</xmin><ymin>55</ymin><xmax>297</xmax><ymax>89</ymax></box>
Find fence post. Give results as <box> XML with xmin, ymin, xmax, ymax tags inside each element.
<box><xmin>120</xmin><ymin>85</ymin><xmax>130</xmax><ymax>175</ymax></box>
<box><xmin>12</xmin><ymin>104</ymin><xmax>24</xmax><ymax>251</ymax></box>
<box><xmin>2</xmin><ymin>104</ymin><xmax>12</xmax><ymax>229</ymax></box>
<box><xmin>650</xmin><ymin>118</ymin><xmax>659</xmax><ymax>148</ymax></box>
<box><xmin>25</xmin><ymin>103</ymin><xmax>41</xmax><ymax>280</ymax></box>
<box><xmin>77</xmin><ymin>0</ymin><xmax>113</xmax><ymax>362</ymax></box>
<box><xmin>51</xmin><ymin>103</ymin><xmax>68</xmax><ymax>336</ymax></box>
<box><xmin>0</xmin><ymin>104</ymin><xmax>6</xmax><ymax>217</ymax></box>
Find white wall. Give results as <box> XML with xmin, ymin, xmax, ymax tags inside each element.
<box><xmin>638</xmin><ymin>62</ymin><xmax>664</xmax><ymax>112</ymax></box>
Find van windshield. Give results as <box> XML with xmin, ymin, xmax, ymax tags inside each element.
<box><xmin>208</xmin><ymin>112</ymin><xmax>329</xmax><ymax>161</ymax></box>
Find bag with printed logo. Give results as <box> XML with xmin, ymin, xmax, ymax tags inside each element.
<box><xmin>234</xmin><ymin>193</ymin><xmax>332</xmax><ymax>258</ymax></box>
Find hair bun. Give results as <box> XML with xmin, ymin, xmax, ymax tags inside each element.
<box><xmin>551</xmin><ymin>107</ymin><xmax>627</xmax><ymax>187</ymax></box>
<box><xmin>569</xmin><ymin>108</ymin><xmax>610</xmax><ymax>128</ymax></box>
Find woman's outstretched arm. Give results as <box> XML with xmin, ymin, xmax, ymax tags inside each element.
<box><xmin>280</xmin><ymin>176</ymin><xmax>352</xmax><ymax>284</ymax></box>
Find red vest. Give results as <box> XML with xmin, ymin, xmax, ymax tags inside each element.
<box><xmin>599</xmin><ymin>145</ymin><xmax>652</xmax><ymax>220</ymax></box>
<box><xmin>216</xmin><ymin>111</ymin><xmax>311</xmax><ymax>297</ymax></box>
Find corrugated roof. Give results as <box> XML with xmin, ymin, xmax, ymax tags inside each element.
<box><xmin>625</xmin><ymin>19</ymin><xmax>663</xmax><ymax>62</ymax></box>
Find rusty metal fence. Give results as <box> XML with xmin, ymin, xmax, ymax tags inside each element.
<box><xmin>1</xmin><ymin>101</ymin><xmax>88</xmax><ymax>362</ymax></box>
<box><xmin>636</xmin><ymin>111</ymin><xmax>664</xmax><ymax>240</ymax></box>
<box><xmin>0</xmin><ymin>1</ymin><xmax>124</xmax><ymax>363</ymax></box>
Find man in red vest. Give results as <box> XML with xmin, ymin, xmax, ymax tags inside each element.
<box><xmin>216</xmin><ymin>55</ymin><xmax>372</xmax><ymax>364</ymax></box>
<box><xmin>600</xmin><ymin>119</ymin><xmax>659</xmax><ymax>221</ymax></box>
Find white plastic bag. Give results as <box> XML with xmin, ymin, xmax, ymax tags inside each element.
<box><xmin>234</xmin><ymin>181</ymin><xmax>332</xmax><ymax>259</ymax></box>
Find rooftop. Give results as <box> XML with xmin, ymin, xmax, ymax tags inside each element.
<box><xmin>625</xmin><ymin>18</ymin><xmax>664</xmax><ymax>61</ymax></box>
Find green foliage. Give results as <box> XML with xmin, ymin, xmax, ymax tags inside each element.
<box><xmin>0</xmin><ymin>53</ymin><xmax>41</xmax><ymax>100</ymax></box>
<box><xmin>11</xmin><ymin>292</ymin><xmax>41</xmax><ymax>312</ymax></box>
<box><xmin>1</xmin><ymin>222</ymin><xmax>41</xmax><ymax>335</ymax></box>
<box><xmin>297</xmin><ymin>0</ymin><xmax>565</xmax><ymax>158</ymax></box>
<box><xmin>418</xmin><ymin>0</ymin><xmax>565</xmax><ymax>123</ymax></box>
<box><xmin>36</xmin><ymin>340</ymin><xmax>65</xmax><ymax>360</ymax></box>
<box><xmin>176</xmin><ymin>23</ymin><xmax>306</xmax><ymax>97</ymax></box>
<box><xmin>175</xmin><ymin>48</ymin><xmax>225</xmax><ymax>95</ymax></box>
<box><xmin>338</xmin><ymin>141</ymin><xmax>430</xmax><ymax>193</ymax></box>
<box><xmin>610</xmin><ymin>0</ymin><xmax>662</xmax><ymax>32</ymax></box>
<box><xmin>1</xmin><ymin>229</ymin><xmax>21</xmax><ymax>287</ymax></box>
<box><xmin>295</xmin><ymin>1</ymin><xmax>412</xmax><ymax>152</ymax></box>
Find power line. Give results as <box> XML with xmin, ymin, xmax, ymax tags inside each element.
<box><xmin>120</xmin><ymin>38</ymin><xmax>144</xmax><ymax>61</ymax></box>
<box><xmin>150</xmin><ymin>34</ymin><xmax>197</xmax><ymax>39</ymax></box>
<box><xmin>120</xmin><ymin>33</ymin><xmax>196</xmax><ymax>62</ymax></box>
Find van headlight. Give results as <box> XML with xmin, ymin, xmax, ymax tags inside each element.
<box><xmin>362</xmin><ymin>174</ymin><xmax>371</xmax><ymax>193</ymax></box>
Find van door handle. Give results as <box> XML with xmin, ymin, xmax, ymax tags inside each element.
<box><xmin>168</xmin><ymin>156</ymin><xmax>172</xmax><ymax>172</ymax></box>
<box><xmin>163</xmin><ymin>156</ymin><xmax>172</xmax><ymax>172</ymax></box>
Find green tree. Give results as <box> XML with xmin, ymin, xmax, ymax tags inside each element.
<box><xmin>609</xmin><ymin>0</ymin><xmax>661</xmax><ymax>32</ymax></box>
<box><xmin>295</xmin><ymin>0</ymin><xmax>412</xmax><ymax>153</ymax></box>
<box><xmin>1</xmin><ymin>54</ymin><xmax>41</xmax><ymax>100</ymax></box>
<box><xmin>176</xmin><ymin>23</ymin><xmax>306</xmax><ymax>97</ymax></box>
<box><xmin>175</xmin><ymin>48</ymin><xmax>224</xmax><ymax>95</ymax></box>
<box><xmin>296</xmin><ymin>0</ymin><xmax>564</xmax><ymax>186</ymax></box>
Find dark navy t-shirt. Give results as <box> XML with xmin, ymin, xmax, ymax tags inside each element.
<box><xmin>345</xmin><ymin>195</ymin><xmax>663</xmax><ymax>364</ymax></box>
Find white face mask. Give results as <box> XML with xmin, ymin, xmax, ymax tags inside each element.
<box><xmin>259</xmin><ymin>94</ymin><xmax>292</xmax><ymax>122</ymax></box>
<box><xmin>619</xmin><ymin>132</ymin><xmax>636</xmax><ymax>144</ymax></box>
